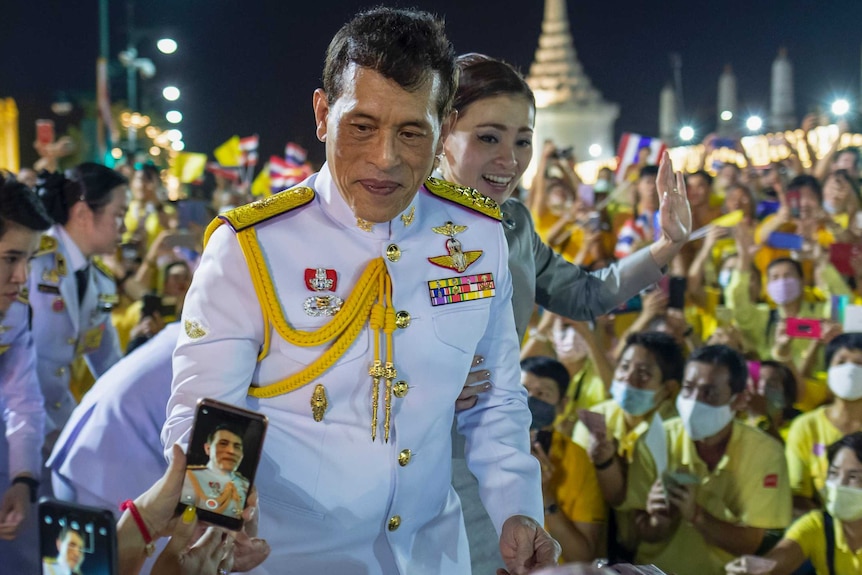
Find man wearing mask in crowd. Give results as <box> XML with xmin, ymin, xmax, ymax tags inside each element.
<box><xmin>624</xmin><ymin>345</ymin><xmax>791</xmax><ymax>575</ymax></box>
<box><xmin>522</xmin><ymin>356</ymin><xmax>605</xmax><ymax>563</ymax></box>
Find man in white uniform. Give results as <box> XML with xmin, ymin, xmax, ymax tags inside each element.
<box><xmin>182</xmin><ymin>425</ymin><xmax>249</xmax><ymax>519</ymax></box>
<box><xmin>162</xmin><ymin>6</ymin><xmax>558</xmax><ymax>574</ymax></box>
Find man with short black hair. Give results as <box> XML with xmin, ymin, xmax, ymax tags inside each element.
<box><xmin>42</xmin><ymin>526</ymin><xmax>85</xmax><ymax>575</ymax></box>
<box><xmin>163</xmin><ymin>6</ymin><xmax>557</xmax><ymax>573</ymax></box>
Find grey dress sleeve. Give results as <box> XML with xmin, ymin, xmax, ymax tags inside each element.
<box><xmin>506</xmin><ymin>199</ymin><xmax>664</xmax><ymax>324</ymax></box>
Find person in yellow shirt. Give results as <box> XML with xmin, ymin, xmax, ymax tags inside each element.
<box><xmin>573</xmin><ymin>331</ymin><xmax>685</xmax><ymax>561</ymax></box>
<box><xmin>725</xmin><ymin>431</ymin><xmax>862</xmax><ymax>575</ymax></box>
<box><xmin>786</xmin><ymin>333</ymin><xmax>862</xmax><ymax>516</ymax></box>
<box><xmin>625</xmin><ymin>345</ymin><xmax>792</xmax><ymax>575</ymax></box>
<box><xmin>523</xmin><ymin>355</ymin><xmax>606</xmax><ymax>564</ymax></box>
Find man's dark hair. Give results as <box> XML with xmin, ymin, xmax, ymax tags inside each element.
<box><xmin>687</xmin><ymin>170</ymin><xmax>714</xmax><ymax>186</ymax></box>
<box><xmin>825</xmin><ymin>332</ymin><xmax>862</xmax><ymax>369</ymax></box>
<box><xmin>322</xmin><ymin>7</ymin><xmax>457</xmax><ymax>119</ymax></box>
<box><xmin>56</xmin><ymin>525</ymin><xmax>84</xmax><ymax>544</ymax></box>
<box><xmin>520</xmin><ymin>355</ymin><xmax>570</xmax><ymax>402</ymax></box>
<box><xmin>827</xmin><ymin>431</ymin><xmax>862</xmax><ymax>468</ymax></box>
<box><xmin>0</xmin><ymin>175</ymin><xmax>53</xmax><ymax>239</ymax></box>
<box><xmin>787</xmin><ymin>174</ymin><xmax>823</xmax><ymax>203</ymax></box>
<box><xmin>766</xmin><ymin>256</ymin><xmax>803</xmax><ymax>280</ymax></box>
<box><xmin>687</xmin><ymin>344</ymin><xmax>748</xmax><ymax>395</ymax></box>
<box><xmin>639</xmin><ymin>165</ymin><xmax>659</xmax><ymax>179</ymax></box>
<box><xmin>207</xmin><ymin>423</ymin><xmax>245</xmax><ymax>445</ymax></box>
<box><xmin>622</xmin><ymin>331</ymin><xmax>685</xmax><ymax>385</ymax></box>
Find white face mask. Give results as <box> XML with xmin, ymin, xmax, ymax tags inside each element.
<box><xmin>676</xmin><ymin>394</ymin><xmax>735</xmax><ymax>441</ymax></box>
<box><xmin>828</xmin><ymin>363</ymin><xmax>862</xmax><ymax>401</ymax></box>
<box><xmin>825</xmin><ymin>482</ymin><xmax>862</xmax><ymax>522</ymax></box>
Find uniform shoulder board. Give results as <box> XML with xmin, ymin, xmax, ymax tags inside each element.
<box><xmin>424</xmin><ymin>177</ymin><xmax>501</xmax><ymax>221</ymax></box>
<box><xmin>92</xmin><ymin>258</ymin><xmax>115</xmax><ymax>280</ymax></box>
<box><xmin>219</xmin><ymin>186</ymin><xmax>315</xmax><ymax>232</ymax></box>
<box><xmin>186</xmin><ymin>465</ymin><xmax>207</xmax><ymax>470</ymax></box>
<box><xmin>34</xmin><ymin>234</ymin><xmax>58</xmax><ymax>257</ymax></box>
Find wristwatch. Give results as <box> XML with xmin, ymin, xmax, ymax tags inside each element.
<box><xmin>11</xmin><ymin>476</ymin><xmax>39</xmax><ymax>503</ymax></box>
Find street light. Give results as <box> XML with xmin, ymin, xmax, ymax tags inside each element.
<box><xmin>166</xmin><ymin>110</ymin><xmax>183</xmax><ymax>124</ymax></box>
<box><xmin>162</xmin><ymin>86</ymin><xmax>180</xmax><ymax>101</ymax></box>
<box><xmin>588</xmin><ymin>144</ymin><xmax>602</xmax><ymax>158</ymax></box>
<box><xmin>679</xmin><ymin>126</ymin><xmax>694</xmax><ymax>142</ymax></box>
<box><xmin>746</xmin><ymin>115</ymin><xmax>763</xmax><ymax>132</ymax></box>
<box><xmin>832</xmin><ymin>98</ymin><xmax>850</xmax><ymax>116</ymax></box>
<box><xmin>157</xmin><ymin>38</ymin><xmax>177</xmax><ymax>55</ymax></box>
<box><xmin>166</xmin><ymin>129</ymin><xmax>183</xmax><ymax>142</ymax></box>
<box><xmin>171</xmin><ymin>140</ymin><xmax>185</xmax><ymax>151</ymax></box>
<box><xmin>720</xmin><ymin>110</ymin><xmax>733</xmax><ymax>121</ymax></box>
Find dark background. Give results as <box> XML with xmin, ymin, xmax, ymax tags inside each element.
<box><xmin>3</xmin><ymin>0</ymin><xmax>861</xmax><ymax>168</ymax></box>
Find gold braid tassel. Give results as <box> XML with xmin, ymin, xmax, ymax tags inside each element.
<box><xmin>368</xmin><ymin>273</ymin><xmax>386</xmax><ymax>441</ymax></box>
<box><xmin>382</xmin><ymin>274</ymin><xmax>397</xmax><ymax>443</ymax></box>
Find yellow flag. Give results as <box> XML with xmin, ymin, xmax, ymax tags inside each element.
<box><xmin>711</xmin><ymin>210</ymin><xmax>744</xmax><ymax>228</ymax></box>
<box><xmin>251</xmin><ymin>162</ymin><xmax>271</xmax><ymax>197</ymax></box>
<box><xmin>214</xmin><ymin>135</ymin><xmax>242</xmax><ymax>167</ymax></box>
<box><xmin>834</xmin><ymin>213</ymin><xmax>850</xmax><ymax>229</ymax></box>
<box><xmin>170</xmin><ymin>152</ymin><xmax>207</xmax><ymax>184</ymax></box>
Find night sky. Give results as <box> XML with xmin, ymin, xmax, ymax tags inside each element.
<box><xmin>3</xmin><ymin>0</ymin><xmax>862</xmax><ymax>168</ymax></box>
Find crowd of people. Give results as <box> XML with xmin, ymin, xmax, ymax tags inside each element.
<box><xmin>0</xmin><ymin>5</ymin><xmax>861</xmax><ymax>575</ymax></box>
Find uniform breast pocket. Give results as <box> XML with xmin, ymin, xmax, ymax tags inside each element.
<box><xmin>274</xmin><ymin>324</ymin><xmax>371</xmax><ymax>369</ymax></box>
<box><xmin>431</xmin><ymin>303</ymin><xmax>490</xmax><ymax>355</ymax></box>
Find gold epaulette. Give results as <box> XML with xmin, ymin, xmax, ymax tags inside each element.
<box><xmin>92</xmin><ymin>257</ymin><xmax>115</xmax><ymax>280</ymax></box>
<box><xmin>34</xmin><ymin>234</ymin><xmax>57</xmax><ymax>257</ymax></box>
<box><xmin>220</xmin><ymin>187</ymin><xmax>315</xmax><ymax>232</ymax></box>
<box><xmin>424</xmin><ymin>177</ymin><xmax>501</xmax><ymax>221</ymax></box>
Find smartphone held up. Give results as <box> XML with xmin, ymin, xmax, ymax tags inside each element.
<box><xmin>38</xmin><ymin>498</ymin><xmax>117</xmax><ymax>575</ymax></box>
<box><xmin>178</xmin><ymin>398</ymin><xmax>268</xmax><ymax>531</ymax></box>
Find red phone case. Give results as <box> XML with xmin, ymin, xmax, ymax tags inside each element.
<box><xmin>785</xmin><ymin>317</ymin><xmax>822</xmax><ymax>339</ymax></box>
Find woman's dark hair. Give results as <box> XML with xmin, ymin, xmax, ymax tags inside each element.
<box><xmin>622</xmin><ymin>331</ymin><xmax>685</xmax><ymax>385</ymax></box>
<box><xmin>452</xmin><ymin>53</ymin><xmax>535</xmax><ymax>115</ymax></box>
<box><xmin>759</xmin><ymin>360</ymin><xmax>799</xmax><ymax>420</ymax></box>
<box><xmin>36</xmin><ymin>163</ymin><xmax>127</xmax><ymax>225</ymax></box>
<box><xmin>520</xmin><ymin>355</ymin><xmax>571</xmax><ymax>400</ymax></box>
<box><xmin>825</xmin><ymin>332</ymin><xmax>862</xmax><ymax>368</ymax></box>
<box><xmin>323</xmin><ymin>7</ymin><xmax>457</xmax><ymax>119</ymax></box>
<box><xmin>766</xmin><ymin>257</ymin><xmax>803</xmax><ymax>280</ymax></box>
<box><xmin>687</xmin><ymin>344</ymin><xmax>749</xmax><ymax>394</ymax></box>
<box><xmin>0</xmin><ymin>175</ymin><xmax>53</xmax><ymax>239</ymax></box>
<box><xmin>827</xmin><ymin>431</ymin><xmax>862</xmax><ymax>466</ymax></box>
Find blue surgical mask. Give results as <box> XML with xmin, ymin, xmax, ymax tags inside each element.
<box><xmin>528</xmin><ymin>396</ymin><xmax>557</xmax><ymax>430</ymax></box>
<box><xmin>610</xmin><ymin>379</ymin><xmax>657</xmax><ymax>416</ymax></box>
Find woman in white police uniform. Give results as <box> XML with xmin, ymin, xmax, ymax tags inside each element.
<box><xmin>30</xmin><ymin>165</ymin><xmax>126</xmax><ymax>438</ymax></box>
<box><xmin>0</xmin><ymin>176</ymin><xmax>53</xmax><ymax>573</ymax></box>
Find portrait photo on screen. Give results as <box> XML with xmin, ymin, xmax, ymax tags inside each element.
<box><xmin>39</xmin><ymin>499</ymin><xmax>116</xmax><ymax>575</ymax></box>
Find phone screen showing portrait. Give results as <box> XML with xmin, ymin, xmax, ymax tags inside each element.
<box><xmin>38</xmin><ymin>498</ymin><xmax>117</xmax><ymax>575</ymax></box>
<box><xmin>178</xmin><ymin>398</ymin><xmax>268</xmax><ymax>530</ymax></box>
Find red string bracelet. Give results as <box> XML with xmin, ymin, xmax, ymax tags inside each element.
<box><xmin>120</xmin><ymin>499</ymin><xmax>155</xmax><ymax>556</ymax></box>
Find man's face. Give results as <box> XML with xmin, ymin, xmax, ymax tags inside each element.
<box><xmin>521</xmin><ymin>370</ymin><xmax>561</xmax><ymax>408</ymax></box>
<box><xmin>615</xmin><ymin>344</ymin><xmax>665</xmax><ymax>395</ymax></box>
<box><xmin>636</xmin><ymin>174</ymin><xmax>658</xmax><ymax>211</ymax></box>
<box><xmin>680</xmin><ymin>361</ymin><xmax>734</xmax><ymax>408</ymax></box>
<box><xmin>57</xmin><ymin>531</ymin><xmax>84</xmax><ymax>570</ymax></box>
<box><xmin>312</xmin><ymin>64</ymin><xmax>453</xmax><ymax>223</ymax></box>
<box><xmin>204</xmin><ymin>429</ymin><xmax>244</xmax><ymax>473</ymax></box>
<box><xmin>0</xmin><ymin>223</ymin><xmax>40</xmax><ymax>313</ymax></box>
<box><xmin>685</xmin><ymin>173</ymin><xmax>711</xmax><ymax>208</ymax></box>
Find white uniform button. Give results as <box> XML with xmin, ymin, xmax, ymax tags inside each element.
<box><xmin>394</xmin><ymin>311</ymin><xmax>411</xmax><ymax>329</ymax></box>
<box><xmin>393</xmin><ymin>381</ymin><xmax>409</xmax><ymax>398</ymax></box>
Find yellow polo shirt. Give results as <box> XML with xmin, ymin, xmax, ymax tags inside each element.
<box><xmin>785</xmin><ymin>510</ymin><xmax>862</xmax><ymax>574</ymax></box>
<box><xmin>785</xmin><ymin>407</ymin><xmax>844</xmax><ymax>500</ymax></box>
<box><xmin>572</xmin><ymin>399</ymin><xmax>678</xmax><ymax>463</ymax></box>
<box><xmin>625</xmin><ymin>419</ymin><xmax>792</xmax><ymax>575</ymax></box>
<box><xmin>549</xmin><ymin>431</ymin><xmax>606</xmax><ymax>526</ymax></box>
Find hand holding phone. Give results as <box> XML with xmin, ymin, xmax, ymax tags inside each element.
<box><xmin>178</xmin><ymin>399</ymin><xmax>268</xmax><ymax>530</ymax></box>
<box><xmin>785</xmin><ymin>317</ymin><xmax>822</xmax><ymax>340</ymax></box>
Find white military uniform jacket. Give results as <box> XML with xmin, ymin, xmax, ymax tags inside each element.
<box><xmin>28</xmin><ymin>226</ymin><xmax>121</xmax><ymax>433</ymax></box>
<box><xmin>163</xmin><ymin>164</ymin><xmax>542</xmax><ymax>574</ymax></box>
<box><xmin>0</xmin><ymin>299</ymin><xmax>46</xmax><ymax>574</ymax></box>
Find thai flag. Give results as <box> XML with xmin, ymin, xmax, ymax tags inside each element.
<box><xmin>205</xmin><ymin>162</ymin><xmax>240</xmax><ymax>182</ymax></box>
<box><xmin>240</xmin><ymin>135</ymin><xmax>259</xmax><ymax>167</ymax></box>
<box><xmin>615</xmin><ymin>133</ymin><xmax>667</xmax><ymax>183</ymax></box>
<box><xmin>285</xmin><ymin>142</ymin><xmax>307</xmax><ymax>167</ymax></box>
<box><xmin>270</xmin><ymin>156</ymin><xmax>309</xmax><ymax>191</ymax></box>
